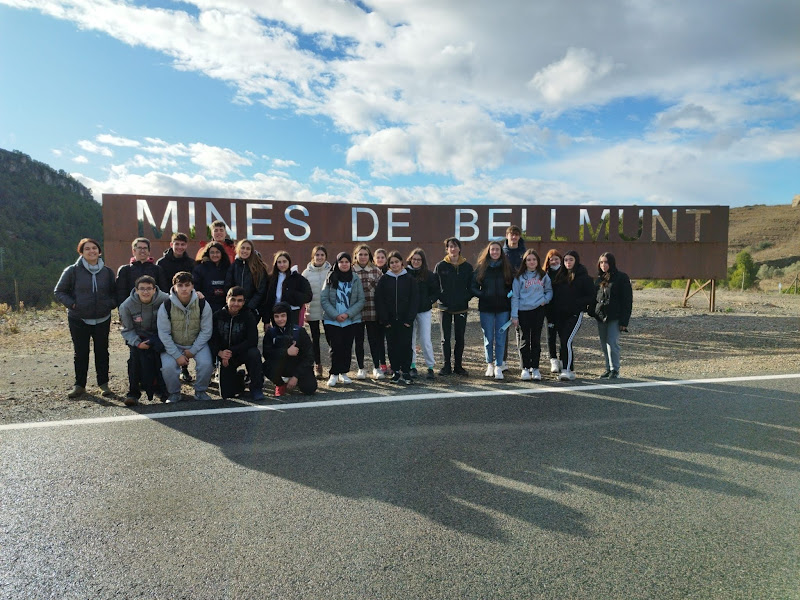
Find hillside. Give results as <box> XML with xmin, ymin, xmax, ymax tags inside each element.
<box><xmin>728</xmin><ymin>204</ymin><xmax>800</xmax><ymax>268</ymax></box>
<box><xmin>0</xmin><ymin>148</ymin><xmax>102</xmax><ymax>306</ymax></box>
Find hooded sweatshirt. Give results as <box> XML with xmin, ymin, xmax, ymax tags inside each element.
<box><xmin>157</xmin><ymin>288</ymin><xmax>213</xmax><ymax>360</ymax></box>
<box><xmin>511</xmin><ymin>271</ymin><xmax>552</xmax><ymax>318</ymax></box>
<box><xmin>119</xmin><ymin>286</ymin><xmax>169</xmax><ymax>347</ymax></box>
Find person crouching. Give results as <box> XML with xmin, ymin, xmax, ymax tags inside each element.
<box><xmin>263</xmin><ymin>301</ymin><xmax>318</xmax><ymax>398</ymax></box>
<box><xmin>211</xmin><ymin>286</ymin><xmax>265</xmax><ymax>401</ymax></box>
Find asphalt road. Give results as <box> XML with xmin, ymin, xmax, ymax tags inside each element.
<box><xmin>2</xmin><ymin>375</ymin><xmax>799</xmax><ymax>599</ymax></box>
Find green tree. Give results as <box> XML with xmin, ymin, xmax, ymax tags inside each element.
<box><xmin>727</xmin><ymin>250</ymin><xmax>757</xmax><ymax>290</ymax></box>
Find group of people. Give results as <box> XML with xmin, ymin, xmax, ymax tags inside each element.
<box><xmin>54</xmin><ymin>222</ymin><xmax>632</xmax><ymax>404</ymax></box>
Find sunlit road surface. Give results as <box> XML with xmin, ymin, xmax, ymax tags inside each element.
<box><xmin>2</xmin><ymin>375</ymin><xmax>799</xmax><ymax>599</ymax></box>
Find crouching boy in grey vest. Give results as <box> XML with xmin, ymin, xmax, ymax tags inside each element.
<box><xmin>157</xmin><ymin>271</ymin><xmax>214</xmax><ymax>403</ymax></box>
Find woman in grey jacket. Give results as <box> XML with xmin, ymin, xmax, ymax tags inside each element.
<box><xmin>320</xmin><ymin>252</ymin><xmax>364</xmax><ymax>387</ymax></box>
<box><xmin>511</xmin><ymin>249</ymin><xmax>553</xmax><ymax>381</ymax></box>
<box><xmin>54</xmin><ymin>238</ymin><xmax>116</xmax><ymax>399</ymax></box>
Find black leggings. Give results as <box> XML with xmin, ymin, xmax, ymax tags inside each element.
<box><xmin>385</xmin><ymin>320</ymin><xmax>413</xmax><ymax>374</ymax></box>
<box><xmin>517</xmin><ymin>306</ymin><xmax>546</xmax><ymax>369</ymax></box>
<box><xmin>354</xmin><ymin>321</ymin><xmax>384</xmax><ymax>369</ymax></box>
<box><xmin>307</xmin><ymin>320</ymin><xmax>328</xmax><ymax>366</ymax></box>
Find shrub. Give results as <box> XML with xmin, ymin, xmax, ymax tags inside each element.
<box><xmin>727</xmin><ymin>250</ymin><xmax>757</xmax><ymax>290</ymax></box>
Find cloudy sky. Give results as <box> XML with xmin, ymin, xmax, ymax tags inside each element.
<box><xmin>1</xmin><ymin>0</ymin><xmax>798</xmax><ymax>207</ymax></box>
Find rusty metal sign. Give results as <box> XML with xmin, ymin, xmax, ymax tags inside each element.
<box><xmin>102</xmin><ymin>194</ymin><xmax>728</xmax><ymax>279</ymax></box>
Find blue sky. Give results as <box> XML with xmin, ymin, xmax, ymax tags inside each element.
<box><xmin>1</xmin><ymin>0</ymin><xmax>798</xmax><ymax>208</ymax></box>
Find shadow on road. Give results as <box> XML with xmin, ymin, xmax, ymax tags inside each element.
<box><xmin>156</xmin><ymin>377</ymin><xmax>799</xmax><ymax>542</ymax></box>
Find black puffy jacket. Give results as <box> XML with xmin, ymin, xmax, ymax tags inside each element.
<box><xmin>471</xmin><ymin>262</ymin><xmax>511</xmax><ymax>313</ymax></box>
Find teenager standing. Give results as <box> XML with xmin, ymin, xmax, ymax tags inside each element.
<box><xmin>433</xmin><ymin>238</ymin><xmax>473</xmax><ymax>376</ymax></box>
<box><xmin>302</xmin><ymin>245</ymin><xmax>332</xmax><ymax>378</ymax></box>
<box><xmin>511</xmin><ymin>250</ymin><xmax>552</xmax><ymax>381</ymax></box>
<box><xmin>592</xmin><ymin>252</ymin><xmax>633</xmax><ymax>379</ymax></box>
<box><xmin>376</xmin><ymin>251</ymin><xmax>418</xmax><ymax>385</ymax></box>
<box><xmin>471</xmin><ymin>241</ymin><xmax>513</xmax><ymax>380</ymax></box>
<box><xmin>352</xmin><ymin>244</ymin><xmax>385</xmax><ymax>379</ymax></box>
<box><xmin>320</xmin><ymin>252</ymin><xmax>364</xmax><ymax>387</ymax></box>
<box><xmin>550</xmin><ymin>250</ymin><xmax>594</xmax><ymax>381</ymax></box>
<box><xmin>406</xmin><ymin>248</ymin><xmax>439</xmax><ymax>380</ymax></box>
<box><xmin>54</xmin><ymin>238</ymin><xmax>116</xmax><ymax>398</ymax></box>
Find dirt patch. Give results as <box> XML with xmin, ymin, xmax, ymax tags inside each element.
<box><xmin>1</xmin><ymin>288</ymin><xmax>798</xmax><ymax>426</ymax></box>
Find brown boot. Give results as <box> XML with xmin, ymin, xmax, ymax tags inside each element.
<box><xmin>68</xmin><ymin>385</ymin><xmax>85</xmax><ymax>399</ymax></box>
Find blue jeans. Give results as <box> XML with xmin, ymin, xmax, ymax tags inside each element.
<box><xmin>479</xmin><ymin>311</ymin><xmax>510</xmax><ymax>366</ymax></box>
<box><xmin>597</xmin><ymin>319</ymin><xmax>621</xmax><ymax>371</ymax></box>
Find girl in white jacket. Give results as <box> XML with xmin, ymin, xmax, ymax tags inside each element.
<box><xmin>511</xmin><ymin>249</ymin><xmax>553</xmax><ymax>381</ymax></box>
<box><xmin>301</xmin><ymin>245</ymin><xmax>332</xmax><ymax>378</ymax></box>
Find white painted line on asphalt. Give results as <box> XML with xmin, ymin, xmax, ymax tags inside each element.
<box><xmin>2</xmin><ymin>373</ymin><xmax>799</xmax><ymax>432</ymax></box>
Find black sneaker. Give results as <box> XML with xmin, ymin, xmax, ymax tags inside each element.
<box><xmin>409</xmin><ymin>367</ymin><xmax>418</xmax><ymax>378</ymax></box>
<box><xmin>453</xmin><ymin>366</ymin><xmax>469</xmax><ymax>377</ymax></box>
<box><xmin>438</xmin><ymin>364</ymin><xmax>452</xmax><ymax>376</ymax></box>
<box><xmin>401</xmin><ymin>373</ymin><xmax>412</xmax><ymax>385</ymax></box>
<box><xmin>124</xmin><ymin>394</ymin><xmax>139</xmax><ymax>407</ymax></box>
<box><xmin>426</xmin><ymin>368</ymin><xmax>435</xmax><ymax>380</ymax></box>
<box><xmin>390</xmin><ymin>372</ymin><xmax>402</xmax><ymax>383</ymax></box>
<box><xmin>599</xmin><ymin>370</ymin><xmax>612</xmax><ymax>379</ymax></box>
<box><xmin>609</xmin><ymin>370</ymin><xmax>619</xmax><ymax>379</ymax></box>
<box><xmin>180</xmin><ymin>367</ymin><xmax>193</xmax><ymax>383</ymax></box>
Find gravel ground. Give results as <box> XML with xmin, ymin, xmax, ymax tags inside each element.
<box><xmin>1</xmin><ymin>288</ymin><xmax>798</xmax><ymax>425</ymax></box>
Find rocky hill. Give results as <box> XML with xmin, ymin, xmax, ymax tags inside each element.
<box><xmin>0</xmin><ymin>148</ymin><xmax>102</xmax><ymax>306</ymax></box>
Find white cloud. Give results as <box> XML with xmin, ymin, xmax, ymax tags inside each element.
<box><xmin>73</xmin><ymin>155</ymin><xmax>89</xmax><ymax>164</ymax></box>
<box><xmin>8</xmin><ymin>0</ymin><xmax>798</xmax><ymax>203</ymax></box>
<box><xmin>528</xmin><ymin>47</ymin><xmax>615</xmax><ymax>105</ymax></box>
<box><xmin>96</xmin><ymin>134</ymin><xmax>140</xmax><ymax>147</ymax></box>
<box><xmin>78</xmin><ymin>140</ymin><xmax>113</xmax><ymax>157</ymax></box>
<box><xmin>272</xmin><ymin>158</ymin><xmax>298</xmax><ymax>168</ymax></box>
<box><xmin>188</xmin><ymin>143</ymin><xmax>251</xmax><ymax>177</ymax></box>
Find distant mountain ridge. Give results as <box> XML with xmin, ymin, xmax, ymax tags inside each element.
<box><xmin>0</xmin><ymin>148</ymin><xmax>93</xmax><ymax>201</ymax></box>
<box><xmin>0</xmin><ymin>148</ymin><xmax>102</xmax><ymax>306</ymax></box>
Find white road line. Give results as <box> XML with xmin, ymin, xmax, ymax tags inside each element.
<box><xmin>2</xmin><ymin>373</ymin><xmax>799</xmax><ymax>432</ymax></box>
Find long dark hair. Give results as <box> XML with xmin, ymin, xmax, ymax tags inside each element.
<box><xmin>406</xmin><ymin>247</ymin><xmax>429</xmax><ymax>282</ymax></box>
<box><xmin>271</xmin><ymin>250</ymin><xmax>292</xmax><ymax>275</ymax></box>
<box><xmin>475</xmin><ymin>241</ymin><xmax>512</xmax><ymax>285</ymax></box>
<box><xmin>597</xmin><ymin>252</ymin><xmax>618</xmax><ymax>286</ymax></box>
<box><xmin>199</xmin><ymin>242</ymin><xmax>230</xmax><ymax>269</ymax></box>
<box><xmin>235</xmin><ymin>239</ymin><xmax>269</xmax><ymax>289</ymax></box>
<box><xmin>516</xmin><ymin>249</ymin><xmax>544</xmax><ymax>278</ymax></box>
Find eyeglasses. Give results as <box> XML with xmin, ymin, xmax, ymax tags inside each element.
<box><xmin>137</xmin><ymin>287</ymin><xmax>155</xmax><ymax>292</ymax></box>
<box><xmin>134</xmin><ymin>246</ymin><xmax>149</xmax><ymax>251</ymax></box>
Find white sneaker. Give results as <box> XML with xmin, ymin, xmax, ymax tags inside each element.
<box><xmin>485</xmin><ymin>363</ymin><xmax>495</xmax><ymax>377</ymax></box>
<box><xmin>500</xmin><ymin>364</ymin><xmax>509</xmax><ymax>372</ymax></box>
<box><xmin>531</xmin><ymin>368</ymin><xmax>542</xmax><ymax>381</ymax></box>
<box><xmin>559</xmin><ymin>369</ymin><xmax>576</xmax><ymax>381</ymax></box>
<box><xmin>372</xmin><ymin>368</ymin><xmax>385</xmax><ymax>380</ymax></box>
<box><xmin>521</xmin><ymin>369</ymin><xmax>531</xmax><ymax>381</ymax></box>
<box><xmin>356</xmin><ymin>368</ymin><xmax>367</xmax><ymax>380</ymax></box>
<box><xmin>327</xmin><ymin>375</ymin><xmax>337</xmax><ymax>387</ymax></box>
<box><xmin>339</xmin><ymin>373</ymin><xmax>352</xmax><ymax>384</ymax></box>
<box><xmin>550</xmin><ymin>358</ymin><xmax>561</xmax><ymax>373</ymax></box>
<box><xmin>494</xmin><ymin>365</ymin><xmax>504</xmax><ymax>380</ymax></box>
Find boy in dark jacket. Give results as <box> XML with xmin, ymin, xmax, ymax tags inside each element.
<box><xmin>211</xmin><ymin>286</ymin><xmax>264</xmax><ymax>401</ymax></box>
<box><xmin>433</xmin><ymin>238</ymin><xmax>473</xmax><ymax>376</ymax></box>
<box><xmin>263</xmin><ymin>301</ymin><xmax>317</xmax><ymax>397</ymax></box>
<box><xmin>116</xmin><ymin>237</ymin><xmax>168</xmax><ymax>306</ymax></box>
<box><xmin>156</xmin><ymin>232</ymin><xmax>196</xmax><ymax>285</ymax></box>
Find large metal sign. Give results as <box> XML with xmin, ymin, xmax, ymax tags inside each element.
<box><xmin>102</xmin><ymin>194</ymin><xmax>728</xmax><ymax>279</ymax></box>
